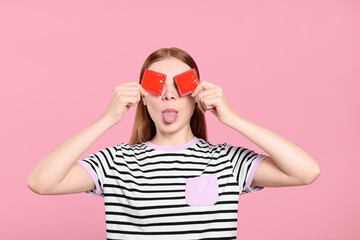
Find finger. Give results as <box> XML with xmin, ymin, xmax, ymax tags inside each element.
<box><xmin>197</xmin><ymin>102</ymin><xmax>205</xmax><ymax>114</ymax></box>
<box><xmin>203</xmin><ymin>96</ymin><xmax>218</xmax><ymax>111</ymax></box>
<box><xmin>140</xmin><ymin>86</ymin><xmax>149</xmax><ymax>96</ymax></box>
<box><xmin>197</xmin><ymin>100</ymin><xmax>206</xmax><ymax>114</ymax></box>
<box><xmin>118</xmin><ymin>85</ymin><xmax>142</xmax><ymax>93</ymax></box>
<box><xmin>118</xmin><ymin>89</ymin><xmax>139</xmax><ymax>98</ymax></box>
<box><xmin>195</xmin><ymin>90</ymin><xmax>202</xmax><ymax>103</ymax></box>
<box><xmin>124</xmin><ymin>96</ymin><xmax>137</xmax><ymax>107</ymax></box>
<box><xmin>132</xmin><ymin>82</ymin><xmax>149</xmax><ymax>96</ymax></box>
<box><xmin>135</xmin><ymin>83</ymin><xmax>147</xmax><ymax>96</ymax></box>
<box><xmin>123</xmin><ymin>89</ymin><xmax>140</xmax><ymax>94</ymax></box>
<box><xmin>191</xmin><ymin>82</ymin><xmax>205</xmax><ymax>97</ymax></box>
<box><xmin>201</xmin><ymin>98</ymin><xmax>208</xmax><ymax>112</ymax></box>
<box><xmin>200</xmin><ymin>94</ymin><xmax>217</xmax><ymax>112</ymax></box>
<box><xmin>196</xmin><ymin>87</ymin><xmax>218</xmax><ymax>103</ymax></box>
<box><xmin>191</xmin><ymin>81</ymin><xmax>218</xmax><ymax>97</ymax></box>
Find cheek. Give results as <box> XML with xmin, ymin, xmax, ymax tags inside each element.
<box><xmin>183</xmin><ymin>99</ymin><xmax>196</xmax><ymax>115</ymax></box>
<box><xmin>183</xmin><ymin>95</ymin><xmax>195</xmax><ymax>103</ymax></box>
<box><xmin>145</xmin><ymin>97</ymin><xmax>160</xmax><ymax>109</ymax></box>
<box><xmin>147</xmin><ymin>105</ymin><xmax>158</xmax><ymax>117</ymax></box>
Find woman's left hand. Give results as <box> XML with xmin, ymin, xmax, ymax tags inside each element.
<box><xmin>191</xmin><ymin>80</ymin><xmax>236</xmax><ymax>125</ymax></box>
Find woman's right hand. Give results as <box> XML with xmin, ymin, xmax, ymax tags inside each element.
<box><xmin>101</xmin><ymin>81</ymin><xmax>148</xmax><ymax>125</ymax></box>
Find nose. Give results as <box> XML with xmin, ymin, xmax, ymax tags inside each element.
<box><xmin>161</xmin><ymin>79</ymin><xmax>179</xmax><ymax>100</ymax></box>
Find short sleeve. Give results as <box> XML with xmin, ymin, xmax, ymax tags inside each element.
<box><xmin>223</xmin><ymin>143</ymin><xmax>269</xmax><ymax>195</ymax></box>
<box><xmin>76</xmin><ymin>145</ymin><xmax>118</xmax><ymax>197</ymax></box>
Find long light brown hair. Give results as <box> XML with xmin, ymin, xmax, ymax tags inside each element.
<box><xmin>128</xmin><ymin>47</ymin><xmax>208</xmax><ymax>145</ymax></box>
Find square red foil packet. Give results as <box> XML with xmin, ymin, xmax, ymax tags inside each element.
<box><xmin>174</xmin><ymin>68</ymin><xmax>199</xmax><ymax>97</ymax></box>
<box><xmin>141</xmin><ymin>69</ymin><xmax>167</xmax><ymax>96</ymax></box>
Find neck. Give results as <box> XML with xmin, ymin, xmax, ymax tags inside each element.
<box><xmin>150</xmin><ymin>132</ymin><xmax>195</xmax><ymax>146</ymax></box>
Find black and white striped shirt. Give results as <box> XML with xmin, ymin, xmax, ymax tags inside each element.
<box><xmin>76</xmin><ymin>136</ymin><xmax>268</xmax><ymax>240</ymax></box>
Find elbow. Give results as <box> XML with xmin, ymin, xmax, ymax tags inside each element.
<box><xmin>303</xmin><ymin>164</ymin><xmax>321</xmax><ymax>185</ymax></box>
<box><xmin>27</xmin><ymin>177</ymin><xmax>47</xmax><ymax>195</ymax></box>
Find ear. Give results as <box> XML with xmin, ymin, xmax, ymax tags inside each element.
<box><xmin>142</xmin><ymin>96</ymin><xmax>146</xmax><ymax>105</ymax></box>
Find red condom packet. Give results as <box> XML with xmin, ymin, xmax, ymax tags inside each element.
<box><xmin>141</xmin><ymin>69</ymin><xmax>167</xmax><ymax>96</ymax></box>
<box><xmin>174</xmin><ymin>68</ymin><xmax>199</xmax><ymax>97</ymax></box>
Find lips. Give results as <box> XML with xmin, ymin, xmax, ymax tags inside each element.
<box><xmin>162</xmin><ymin>108</ymin><xmax>178</xmax><ymax>113</ymax></box>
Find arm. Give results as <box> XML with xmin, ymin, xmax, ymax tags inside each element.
<box><xmin>224</xmin><ymin>112</ymin><xmax>321</xmax><ymax>187</ymax></box>
<box><xmin>189</xmin><ymin>80</ymin><xmax>320</xmax><ymax>187</ymax></box>
<box><xmin>27</xmin><ymin>115</ymin><xmax>116</xmax><ymax>194</ymax></box>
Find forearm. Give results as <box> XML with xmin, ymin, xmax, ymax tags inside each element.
<box><xmin>27</xmin><ymin>115</ymin><xmax>116</xmax><ymax>192</ymax></box>
<box><xmin>224</xmin><ymin>112</ymin><xmax>320</xmax><ymax>184</ymax></box>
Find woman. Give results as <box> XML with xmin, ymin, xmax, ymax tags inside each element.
<box><xmin>27</xmin><ymin>47</ymin><xmax>321</xmax><ymax>239</ymax></box>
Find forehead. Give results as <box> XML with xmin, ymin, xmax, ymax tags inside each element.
<box><xmin>147</xmin><ymin>58</ymin><xmax>191</xmax><ymax>77</ymax></box>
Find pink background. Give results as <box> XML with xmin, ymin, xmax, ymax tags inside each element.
<box><xmin>1</xmin><ymin>0</ymin><xmax>359</xmax><ymax>239</ymax></box>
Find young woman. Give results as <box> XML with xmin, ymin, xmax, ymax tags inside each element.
<box><xmin>27</xmin><ymin>47</ymin><xmax>321</xmax><ymax>239</ymax></box>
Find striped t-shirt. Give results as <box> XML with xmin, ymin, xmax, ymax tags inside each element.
<box><xmin>76</xmin><ymin>136</ymin><xmax>269</xmax><ymax>240</ymax></box>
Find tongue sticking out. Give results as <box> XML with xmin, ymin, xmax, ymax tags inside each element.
<box><xmin>163</xmin><ymin>112</ymin><xmax>178</xmax><ymax>123</ymax></box>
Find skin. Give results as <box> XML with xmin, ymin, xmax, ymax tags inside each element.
<box><xmin>142</xmin><ymin>57</ymin><xmax>197</xmax><ymax>146</ymax></box>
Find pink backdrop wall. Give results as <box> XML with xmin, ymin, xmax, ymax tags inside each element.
<box><xmin>1</xmin><ymin>0</ymin><xmax>359</xmax><ymax>239</ymax></box>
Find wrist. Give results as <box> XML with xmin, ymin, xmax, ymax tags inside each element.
<box><xmin>222</xmin><ymin>109</ymin><xmax>239</xmax><ymax>127</ymax></box>
<box><xmin>98</xmin><ymin>114</ymin><xmax>118</xmax><ymax>129</ymax></box>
